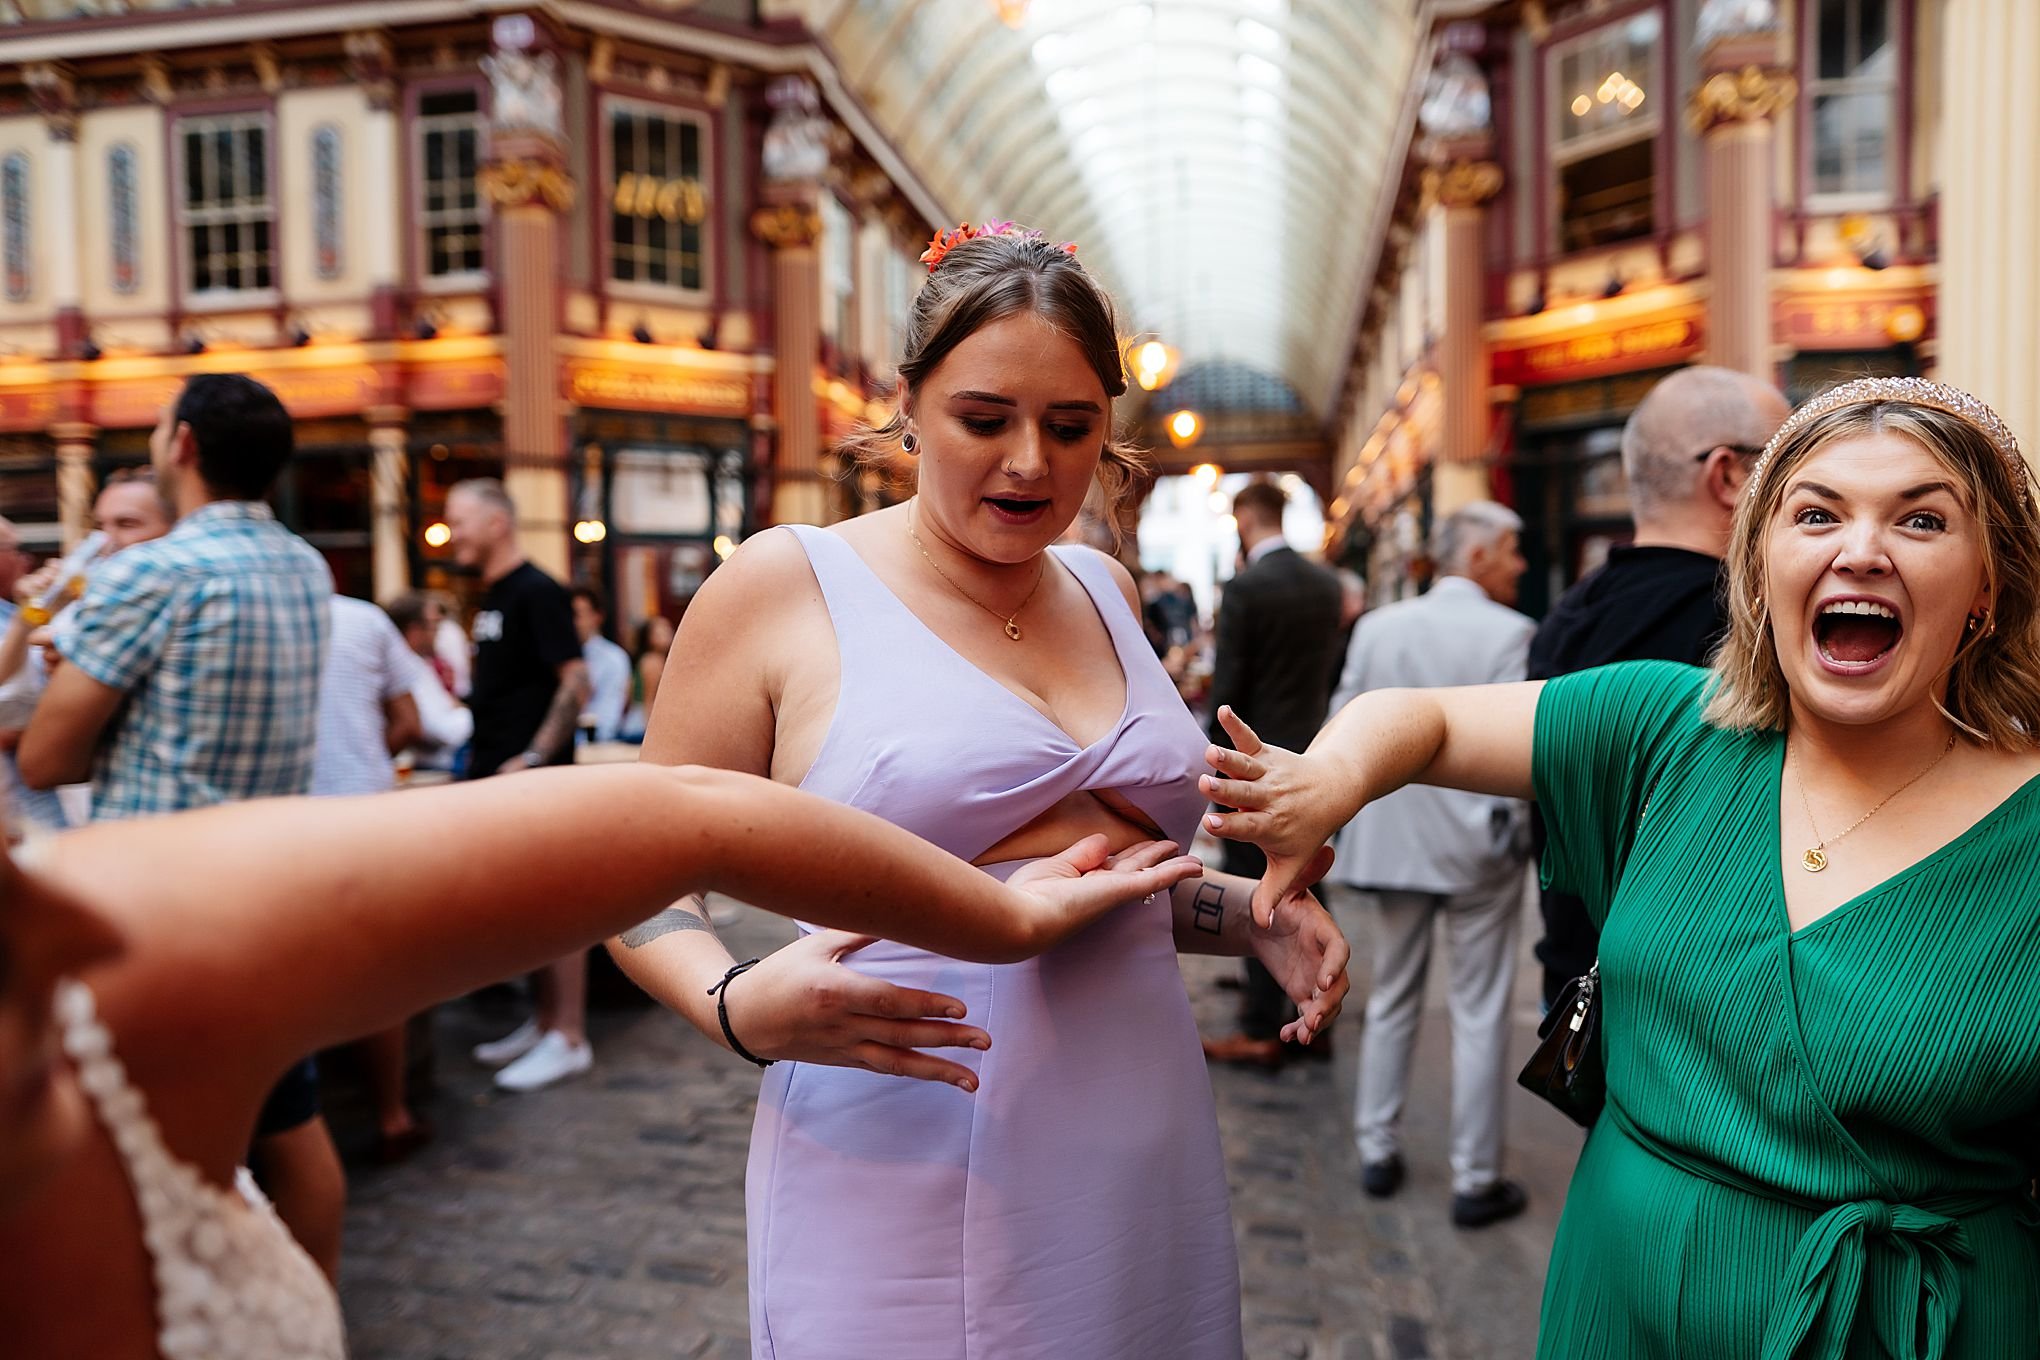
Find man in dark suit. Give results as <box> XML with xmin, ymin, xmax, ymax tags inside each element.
<box><xmin>1528</xmin><ymin>366</ymin><xmax>1789</xmax><ymax>1003</ymax></box>
<box><xmin>1202</xmin><ymin>479</ymin><xmax>1346</xmax><ymax>1067</ymax></box>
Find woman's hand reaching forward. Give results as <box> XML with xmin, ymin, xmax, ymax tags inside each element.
<box><xmin>1199</xmin><ymin>706</ymin><xmax>1363</xmax><ymax>925</ymax></box>
<box><xmin>1005</xmin><ymin>835</ymin><xmax>1204</xmax><ymax>955</ymax></box>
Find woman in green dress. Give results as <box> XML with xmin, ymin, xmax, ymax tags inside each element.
<box><xmin>1199</xmin><ymin>376</ymin><xmax>2040</xmax><ymax>1358</ymax></box>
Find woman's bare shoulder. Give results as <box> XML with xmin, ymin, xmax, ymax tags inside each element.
<box><xmin>1062</xmin><ymin>544</ymin><xmax>1141</xmax><ymax>614</ymax></box>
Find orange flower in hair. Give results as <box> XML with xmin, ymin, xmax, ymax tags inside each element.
<box><xmin>918</xmin><ymin>220</ymin><xmax>1079</xmax><ymax>272</ymax></box>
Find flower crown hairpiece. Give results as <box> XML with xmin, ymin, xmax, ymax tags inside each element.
<box><xmin>919</xmin><ymin>220</ymin><xmax>1079</xmax><ymax>271</ymax></box>
<box><xmin>1749</xmin><ymin>376</ymin><xmax>2029</xmax><ymax>500</ymax></box>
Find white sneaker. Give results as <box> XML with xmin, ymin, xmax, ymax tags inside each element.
<box><xmin>493</xmin><ymin>1030</ymin><xmax>592</xmax><ymax>1093</ymax></box>
<box><xmin>472</xmin><ymin>1018</ymin><xmax>543</xmax><ymax>1067</ymax></box>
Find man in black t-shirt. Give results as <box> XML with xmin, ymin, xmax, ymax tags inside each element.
<box><xmin>446</xmin><ymin>478</ymin><xmax>594</xmax><ymax>1092</ymax></box>
<box><xmin>1528</xmin><ymin>367</ymin><xmax>1789</xmax><ymax>1003</ymax></box>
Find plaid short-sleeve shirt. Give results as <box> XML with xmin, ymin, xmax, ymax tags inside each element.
<box><xmin>54</xmin><ymin>500</ymin><xmax>332</xmax><ymax>820</ymax></box>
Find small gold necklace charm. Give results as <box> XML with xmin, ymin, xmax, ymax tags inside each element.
<box><xmin>1004</xmin><ymin>620</ymin><xmax>1022</xmax><ymax>641</ymax></box>
<box><xmin>1801</xmin><ymin>847</ymin><xmax>1828</xmax><ymax>873</ymax></box>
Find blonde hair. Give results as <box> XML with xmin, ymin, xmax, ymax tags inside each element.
<box><xmin>1704</xmin><ymin>398</ymin><xmax>2040</xmax><ymax>747</ymax></box>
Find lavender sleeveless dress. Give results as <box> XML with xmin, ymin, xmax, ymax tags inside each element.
<box><xmin>745</xmin><ymin>526</ymin><xmax>1242</xmax><ymax>1359</ymax></box>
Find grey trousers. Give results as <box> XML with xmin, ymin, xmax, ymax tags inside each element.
<box><xmin>1352</xmin><ymin>873</ymin><xmax>1523</xmax><ymax>1196</ymax></box>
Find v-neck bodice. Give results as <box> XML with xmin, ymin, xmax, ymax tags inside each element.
<box><xmin>784</xmin><ymin>524</ymin><xmax>1209</xmax><ymax>864</ymax></box>
<box><xmin>748</xmin><ymin>525</ymin><xmax>1243</xmax><ymax>1359</ymax></box>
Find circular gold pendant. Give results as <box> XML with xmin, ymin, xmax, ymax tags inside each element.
<box><xmin>1802</xmin><ymin>848</ymin><xmax>1828</xmax><ymax>873</ymax></box>
<box><xmin>1004</xmin><ymin>620</ymin><xmax>1023</xmax><ymax>641</ymax></box>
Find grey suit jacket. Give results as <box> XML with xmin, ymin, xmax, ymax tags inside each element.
<box><xmin>1329</xmin><ymin>575</ymin><xmax>1536</xmax><ymax>895</ymax></box>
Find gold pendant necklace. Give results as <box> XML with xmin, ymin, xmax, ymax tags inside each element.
<box><xmin>1791</xmin><ymin>731</ymin><xmax>1957</xmax><ymax>873</ymax></box>
<box><xmin>906</xmin><ymin>501</ymin><xmax>1044</xmax><ymax>642</ymax></box>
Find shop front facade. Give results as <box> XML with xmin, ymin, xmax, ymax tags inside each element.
<box><xmin>0</xmin><ymin>1</ymin><xmax>935</xmax><ymax>645</ymax></box>
<box><xmin>1328</xmin><ymin>0</ymin><xmax>1976</xmax><ymax>613</ymax></box>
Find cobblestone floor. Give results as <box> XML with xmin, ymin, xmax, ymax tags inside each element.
<box><xmin>339</xmin><ymin>883</ymin><xmax>1578</xmax><ymax>1360</ymax></box>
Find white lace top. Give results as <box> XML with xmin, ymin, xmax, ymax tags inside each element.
<box><xmin>55</xmin><ymin>981</ymin><xmax>347</xmax><ymax>1360</ymax></box>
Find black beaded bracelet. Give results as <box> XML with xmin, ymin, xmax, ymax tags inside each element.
<box><xmin>706</xmin><ymin>957</ymin><xmax>775</xmax><ymax>1068</ymax></box>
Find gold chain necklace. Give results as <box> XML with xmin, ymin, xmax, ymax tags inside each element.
<box><xmin>1790</xmin><ymin>731</ymin><xmax>1957</xmax><ymax>872</ymax></box>
<box><xmin>906</xmin><ymin>503</ymin><xmax>1045</xmax><ymax>642</ymax></box>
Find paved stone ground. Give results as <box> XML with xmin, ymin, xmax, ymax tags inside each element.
<box><xmin>338</xmin><ymin>883</ymin><xmax>1579</xmax><ymax>1360</ymax></box>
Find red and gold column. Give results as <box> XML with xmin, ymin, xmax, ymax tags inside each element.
<box><xmin>54</xmin><ymin>420</ymin><xmax>95</xmax><ymax>550</ymax></box>
<box><xmin>478</xmin><ymin>48</ymin><xmax>575</xmax><ymax>580</ymax></box>
<box><xmin>367</xmin><ymin>403</ymin><xmax>410</xmax><ymax>600</ymax></box>
<box><xmin>752</xmin><ymin>197</ymin><xmax>827</xmax><ymax>527</ymax></box>
<box><xmin>1689</xmin><ymin>32</ymin><xmax>1795</xmax><ymax>381</ymax></box>
<box><xmin>1426</xmin><ymin>154</ymin><xmax>1503</xmax><ymax>515</ymax></box>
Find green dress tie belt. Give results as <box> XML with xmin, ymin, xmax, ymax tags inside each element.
<box><xmin>1607</xmin><ymin>1104</ymin><xmax>2027</xmax><ymax>1360</ymax></box>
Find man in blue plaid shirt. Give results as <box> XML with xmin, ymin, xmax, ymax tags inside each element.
<box><xmin>22</xmin><ymin>374</ymin><xmax>331</xmax><ymax>819</ymax></box>
<box><xmin>20</xmin><ymin>371</ymin><xmax>344</xmax><ymax>1278</ymax></box>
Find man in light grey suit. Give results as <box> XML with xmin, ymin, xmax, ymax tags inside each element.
<box><xmin>1330</xmin><ymin>500</ymin><xmax>1535</xmax><ymax>1229</ymax></box>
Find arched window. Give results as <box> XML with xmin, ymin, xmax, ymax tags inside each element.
<box><xmin>109</xmin><ymin>142</ymin><xmax>140</xmax><ymax>294</ymax></box>
<box><xmin>2</xmin><ymin>152</ymin><xmax>31</xmax><ymax>303</ymax></box>
<box><xmin>312</xmin><ymin>124</ymin><xmax>344</xmax><ymax>279</ymax></box>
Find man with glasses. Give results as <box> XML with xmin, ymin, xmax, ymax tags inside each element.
<box><xmin>1527</xmin><ymin>365</ymin><xmax>1789</xmax><ymax>1006</ymax></box>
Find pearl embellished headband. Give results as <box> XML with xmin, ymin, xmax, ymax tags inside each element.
<box><xmin>1748</xmin><ymin>376</ymin><xmax>2028</xmax><ymax>500</ymax></box>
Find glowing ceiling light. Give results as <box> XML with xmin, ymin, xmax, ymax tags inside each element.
<box><xmin>1572</xmin><ymin>95</ymin><xmax>1592</xmax><ymax>116</ymax></box>
<box><xmin>573</xmin><ymin>519</ymin><xmax>608</xmax><ymax>544</ymax></box>
<box><xmin>1129</xmin><ymin>338</ymin><xmax>1180</xmax><ymax>392</ymax></box>
<box><xmin>713</xmin><ymin>534</ymin><xmax>736</xmax><ymax>560</ymax></box>
<box><xmin>423</xmin><ymin>522</ymin><xmax>451</xmax><ymax>548</ymax></box>
<box><xmin>1167</xmin><ymin>410</ymin><xmax>1203</xmax><ymax>448</ymax></box>
<box><xmin>1190</xmin><ymin>461</ymin><xmax>1223</xmax><ymax>488</ymax></box>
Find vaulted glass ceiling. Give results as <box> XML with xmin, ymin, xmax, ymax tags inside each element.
<box><xmin>780</xmin><ymin>0</ymin><xmax>1421</xmax><ymax>420</ymax></box>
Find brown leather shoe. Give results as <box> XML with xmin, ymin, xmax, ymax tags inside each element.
<box><xmin>1200</xmin><ymin>1034</ymin><xmax>1287</xmax><ymax>1069</ymax></box>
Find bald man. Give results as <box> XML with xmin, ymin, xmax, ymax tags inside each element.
<box><xmin>1528</xmin><ymin>366</ymin><xmax>1790</xmax><ymax>1003</ymax></box>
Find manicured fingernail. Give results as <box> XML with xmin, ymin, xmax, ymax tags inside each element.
<box><xmin>957</xmin><ymin>1078</ymin><xmax>977</xmax><ymax>1092</ymax></box>
<box><xmin>947</xmin><ymin>1007</ymin><xmax>965</xmax><ymax>1019</ymax></box>
<box><xmin>972</xmin><ymin>1037</ymin><xmax>990</xmax><ymax>1050</ymax></box>
<box><xmin>1205</xmin><ymin>814</ymin><xmax>1222</xmax><ymax>830</ymax></box>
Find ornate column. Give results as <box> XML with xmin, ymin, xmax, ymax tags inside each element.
<box><xmin>367</xmin><ymin>405</ymin><xmax>410</xmax><ymax>600</ymax></box>
<box><xmin>345</xmin><ymin>32</ymin><xmax>403</xmax><ymax>338</ymax></box>
<box><xmin>25</xmin><ymin>63</ymin><xmax>84</xmax><ymax>357</ymax></box>
<box><xmin>753</xmin><ymin>76</ymin><xmax>834</xmax><ymax>527</ymax></box>
<box><xmin>478</xmin><ymin>43</ymin><xmax>574</xmax><ymax>581</ymax></box>
<box><xmin>1689</xmin><ymin>3</ymin><xmax>1794</xmax><ymax>381</ymax></box>
<box><xmin>54</xmin><ymin>421</ymin><xmax>95</xmax><ymax>549</ymax></box>
<box><xmin>1419</xmin><ymin>49</ymin><xmax>1502</xmax><ymax>516</ymax></box>
<box><xmin>1939</xmin><ymin>0</ymin><xmax>2040</xmax><ymax>461</ymax></box>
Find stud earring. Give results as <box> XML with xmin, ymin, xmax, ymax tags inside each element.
<box><xmin>901</xmin><ymin>431</ymin><xmax>918</xmax><ymax>454</ymax></box>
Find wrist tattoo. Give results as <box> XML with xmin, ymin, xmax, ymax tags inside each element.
<box><xmin>619</xmin><ymin>907</ymin><xmax>710</xmax><ymax>949</ymax></box>
<box><xmin>1192</xmin><ymin>881</ymin><xmax>1226</xmax><ymax>935</ymax></box>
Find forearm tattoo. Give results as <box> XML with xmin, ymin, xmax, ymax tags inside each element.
<box><xmin>528</xmin><ymin>680</ymin><xmax>587</xmax><ymax>760</ymax></box>
<box><xmin>1191</xmin><ymin>881</ymin><xmax>1227</xmax><ymax>936</ymax></box>
<box><xmin>619</xmin><ymin>907</ymin><xmax>711</xmax><ymax>949</ymax></box>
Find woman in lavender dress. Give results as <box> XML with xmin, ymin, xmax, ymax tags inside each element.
<box><xmin>615</xmin><ymin>225</ymin><xmax>1351</xmax><ymax>1359</ymax></box>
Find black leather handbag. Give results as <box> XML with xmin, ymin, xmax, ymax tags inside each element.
<box><xmin>1517</xmin><ymin>961</ymin><xmax>1603</xmax><ymax>1127</ymax></box>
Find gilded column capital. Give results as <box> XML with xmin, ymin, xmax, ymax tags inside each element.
<box><xmin>1687</xmin><ymin>65</ymin><xmax>1797</xmax><ymax>133</ymax></box>
<box><xmin>750</xmin><ymin>202</ymin><xmax>822</xmax><ymax>250</ymax></box>
<box><xmin>24</xmin><ymin>62</ymin><xmax>77</xmax><ymax>141</ymax></box>
<box><xmin>479</xmin><ymin>158</ymin><xmax>576</xmax><ymax>213</ymax></box>
<box><xmin>344</xmin><ymin>30</ymin><xmax>397</xmax><ymax>111</ymax></box>
<box><xmin>1425</xmin><ymin>160</ymin><xmax>1504</xmax><ymax>210</ymax></box>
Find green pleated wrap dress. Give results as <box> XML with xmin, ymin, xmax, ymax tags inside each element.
<box><xmin>1532</xmin><ymin>661</ymin><xmax>2040</xmax><ymax>1359</ymax></box>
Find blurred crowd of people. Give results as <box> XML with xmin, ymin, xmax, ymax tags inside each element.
<box><xmin>0</xmin><ymin>372</ymin><xmax>687</xmax><ymax>1285</ymax></box>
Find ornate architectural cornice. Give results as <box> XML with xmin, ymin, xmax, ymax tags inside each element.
<box><xmin>479</xmin><ymin>159</ymin><xmax>576</xmax><ymax>213</ymax></box>
<box><xmin>23</xmin><ymin>61</ymin><xmax>76</xmax><ymax>141</ymax></box>
<box><xmin>344</xmin><ymin>30</ymin><xmax>396</xmax><ymax>111</ymax></box>
<box><xmin>1687</xmin><ymin>65</ymin><xmax>1797</xmax><ymax>133</ymax></box>
<box><xmin>1424</xmin><ymin>159</ymin><xmax>1504</xmax><ymax>210</ymax></box>
<box><xmin>750</xmin><ymin>202</ymin><xmax>822</xmax><ymax>250</ymax></box>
